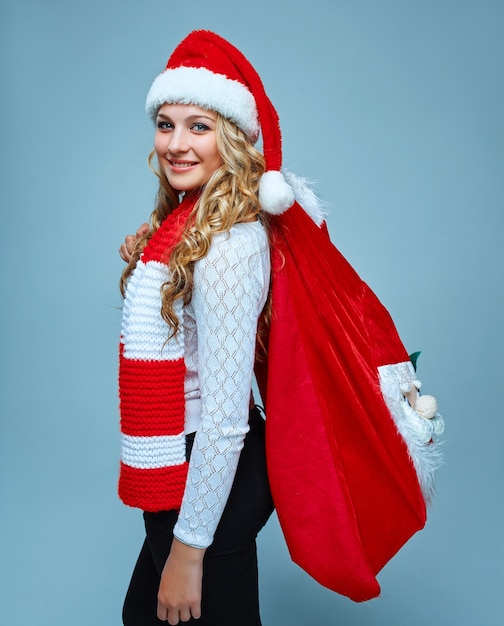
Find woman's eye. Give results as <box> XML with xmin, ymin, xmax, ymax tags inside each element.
<box><xmin>191</xmin><ymin>123</ymin><xmax>209</xmax><ymax>132</ymax></box>
<box><xmin>156</xmin><ymin>121</ymin><xmax>172</xmax><ymax>130</ymax></box>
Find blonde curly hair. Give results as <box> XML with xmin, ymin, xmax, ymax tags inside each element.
<box><xmin>120</xmin><ymin>113</ymin><xmax>268</xmax><ymax>338</ymax></box>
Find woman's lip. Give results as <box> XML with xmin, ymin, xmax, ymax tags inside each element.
<box><xmin>169</xmin><ymin>160</ymin><xmax>198</xmax><ymax>173</ymax></box>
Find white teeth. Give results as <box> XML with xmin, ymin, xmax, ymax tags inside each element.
<box><xmin>172</xmin><ymin>162</ymin><xmax>195</xmax><ymax>168</ymax></box>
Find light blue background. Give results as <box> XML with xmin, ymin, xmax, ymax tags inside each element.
<box><xmin>1</xmin><ymin>1</ymin><xmax>502</xmax><ymax>624</ymax></box>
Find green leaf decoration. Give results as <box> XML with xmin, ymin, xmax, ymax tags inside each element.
<box><xmin>409</xmin><ymin>351</ymin><xmax>421</xmax><ymax>372</ymax></box>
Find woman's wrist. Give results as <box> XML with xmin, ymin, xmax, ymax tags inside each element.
<box><xmin>171</xmin><ymin>536</ymin><xmax>206</xmax><ymax>563</ymax></box>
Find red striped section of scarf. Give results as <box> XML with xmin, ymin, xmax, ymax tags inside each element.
<box><xmin>118</xmin><ymin>195</ymin><xmax>197</xmax><ymax>511</ymax></box>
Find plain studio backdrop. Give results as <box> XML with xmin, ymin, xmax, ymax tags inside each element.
<box><xmin>1</xmin><ymin>1</ymin><xmax>502</xmax><ymax>624</ymax></box>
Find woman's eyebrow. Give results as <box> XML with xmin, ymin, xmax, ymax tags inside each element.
<box><xmin>185</xmin><ymin>114</ymin><xmax>217</xmax><ymax>122</ymax></box>
<box><xmin>156</xmin><ymin>113</ymin><xmax>216</xmax><ymax>122</ymax></box>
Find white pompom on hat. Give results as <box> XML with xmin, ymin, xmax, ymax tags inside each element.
<box><xmin>145</xmin><ymin>30</ymin><xmax>300</xmax><ymax>216</ymax></box>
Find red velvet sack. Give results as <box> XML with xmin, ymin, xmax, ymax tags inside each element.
<box><xmin>255</xmin><ymin>203</ymin><xmax>427</xmax><ymax>602</ymax></box>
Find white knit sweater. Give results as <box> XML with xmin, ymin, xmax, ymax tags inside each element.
<box><xmin>173</xmin><ymin>220</ymin><xmax>270</xmax><ymax>548</ymax></box>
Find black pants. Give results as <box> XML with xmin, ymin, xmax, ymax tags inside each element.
<box><xmin>122</xmin><ymin>407</ymin><xmax>274</xmax><ymax>625</ymax></box>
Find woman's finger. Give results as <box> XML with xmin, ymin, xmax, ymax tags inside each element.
<box><xmin>136</xmin><ymin>222</ymin><xmax>150</xmax><ymax>238</ymax></box>
<box><xmin>167</xmin><ymin>608</ymin><xmax>181</xmax><ymax>625</ymax></box>
<box><xmin>179</xmin><ymin>606</ymin><xmax>192</xmax><ymax>622</ymax></box>
<box><xmin>157</xmin><ymin>600</ymin><xmax>170</xmax><ymax>622</ymax></box>
<box><xmin>119</xmin><ymin>225</ymin><xmax>149</xmax><ymax>263</ymax></box>
<box><xmin>119</xmin><ymin>242</ymin><xmax>131</xmax><ymax>263</ymax></box>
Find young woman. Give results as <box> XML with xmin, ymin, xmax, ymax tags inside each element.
<box><xmin>118</xmin><ymin>30</ymin><xmax>443</xmax><ymax>626</ymax></box>
<box><xmin>118</xmin><ymin>31</ymin><xmax>286</xmax><ymax>626</ymax></box>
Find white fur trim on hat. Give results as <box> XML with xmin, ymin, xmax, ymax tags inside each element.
<box><xmin>259</xmin><ymin>171</ymin><xmax>295</xmax><ymax>215</ymax></box>
<box><xmin>146</xmin><ymin>66</ymin><xmax>259</xmax><ymax>140</ymax></box>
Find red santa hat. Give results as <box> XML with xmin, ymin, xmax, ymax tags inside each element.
<box><xmin>145</xmin><ymin>30</ymin><xmax>324</xmax><ymax>220</ymax></box>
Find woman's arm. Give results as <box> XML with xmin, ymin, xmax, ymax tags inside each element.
<box><xmin>173</xmin><ymin>225</ymin><xmax>270</xmax><ymax>548</ymax></box>
<box><xmin>156</xmin><ymin>225</ymin><xmax>269</xmax><ymax>623</ymax></box>
<box><xmin>157</xmin><ymin>538</ymin><xmax>204</xmax><ymax>624</ymax></box>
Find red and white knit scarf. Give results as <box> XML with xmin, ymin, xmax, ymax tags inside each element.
<box><xmin>118</xmin><ymin>194</ymin><xmax>197</xmax><ymax>512</ymax></box>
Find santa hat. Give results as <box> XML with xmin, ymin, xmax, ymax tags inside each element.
<box><xmin>146</xmin><ymin>30</ymin><xmax>325</xmax><ymax>221</ymax></box>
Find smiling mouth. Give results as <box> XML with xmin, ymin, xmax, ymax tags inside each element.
<box><xmin>170</xmin><ymin>161</ymin><xmax>197</xmax><ymax>169</ymax></box>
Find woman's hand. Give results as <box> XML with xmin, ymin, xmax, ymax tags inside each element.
<box><xmin>119</xmin><ymin>222</ymin><xmax>149</xmax><ymax>263</ymax></box>
<box><xmin>157</xmin><ymin>537</ymin><xmax>205</xmax><ymax>624</ymax></box>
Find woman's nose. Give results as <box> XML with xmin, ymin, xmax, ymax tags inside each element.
<box><xmin>167</xmin><ymin>127</ymin><xmax>189</xmax><ymax>154</ymax></box>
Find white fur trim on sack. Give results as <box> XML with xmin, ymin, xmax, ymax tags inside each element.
<box><xmin>378</xmin><ymin>361</ymin><xmax>444</xmax><ymax>504</ymax></box>
<box><xmin>146</xmin><ymin>66</ymin><xmax>259</xmax><ymax>140</ymax></box>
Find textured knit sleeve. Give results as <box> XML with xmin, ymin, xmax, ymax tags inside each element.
<box><xmin>173</xmin><ymin>223</ymin><xmax>270</xmax><ymax>548</ymax></box>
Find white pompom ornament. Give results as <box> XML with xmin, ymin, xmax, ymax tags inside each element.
<box><xmin>414</xmin><ymin>395</ymin><xmax>438</xmax><ymax>420</ymax></box>
<box><xmin>259</xmin><ymin>171</ymin><xmax>295</xmax><ymax>215</ymax></box>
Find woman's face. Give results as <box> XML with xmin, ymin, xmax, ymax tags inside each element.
<box><xmin>154</xmin><ymin>103</ymin><xmax>222</xmax><ymax>192</ymax></box>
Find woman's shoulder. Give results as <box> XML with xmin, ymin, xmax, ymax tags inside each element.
<box><xmin>194</xmin><ymin>222</ymin><xmax>269</xmax><ymax>285</ymax></box>
<box><xmin>210</xmin><ymin>221</ymin><xmax>268</xmax><ymax>258</ymax></box>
